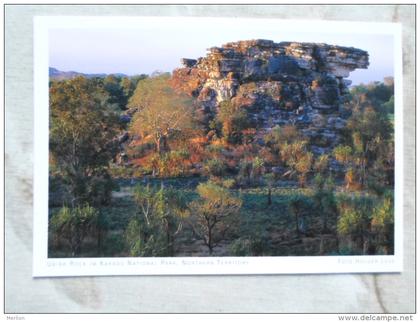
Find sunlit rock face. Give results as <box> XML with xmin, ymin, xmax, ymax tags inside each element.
<box><xmin>171</xmin><ymin>39</ymin><xmax>369</xmax><ymax>153</ymax></box>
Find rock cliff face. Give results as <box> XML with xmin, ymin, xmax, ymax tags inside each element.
<box><xmin>172</xmin><ymin>39</ymin><xmax>369</xmax><ymax>154</ymax></box>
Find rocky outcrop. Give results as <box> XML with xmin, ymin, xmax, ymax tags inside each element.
<box><xmin>171</xmin><ymin>39</ymin><xmax>369</xmax><ymax>154</ymax></box>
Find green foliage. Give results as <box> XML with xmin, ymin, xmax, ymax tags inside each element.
<box><xmin>263</xmin><ymin>173</ymin><xmax>276</xmax><ymax>206</ymax></box>
<box><xmin>230</xmin><ymin>230</ymin><xmax>272</xmax><ymax>256</ymax></box>
<box><xmin>337</xmin><ymin>207</ymin><xmax>363</xmax><ymax>236</ymax></box>
<box><xmin>125</xmin><ymin>184</ymin><xmax>188</xmax><ymax>256</ymax></box>
<box><xmin>264</xmin><ymin>124</ymin><xmax>302</xmax><ymax>154</ymax></box>
<box><xmin>288</xmin><ymin>194</ymin><xmax>311</xmax><ymax>236</ymax></box>
<box><xmin>235</xmin><ymin>156</ymin><xmax>266</xmax><ymax>187</ymax></box>
<box><xmin>336</xmin><ymin>195</ymin><xmax>377</xmax><ymax>254</ymax></box>
<box><xmin>150</xmin><ymin>149</ymin><xmax>191</xmax><ymax>177</ymax></box>
<box><xmin>102</xmin><ymin>233</ymin><xmax>126</xmax><ymax>257</ymax></box>
<box><xmin>229</xmin><ymin>238</ymin><xmax>252</xmax><ymax>256</ymax></box>
<box><xmin>371</xmin><ymin>197</ymin><xmax>394</xmax><ymax>254</ymax></box>
<box><xmin>221</xmin><ymin>178</ymin><xmax>236</xmax><ymax>189</ymax></box>
<box><xmin>103</xmin><ymin>75</ymin><xmax>126</xmax><ymax>109</ymax></box>
<box><xmin>203</xmin><ymin>159</ymin><xmax>227</xmax><ymax>178</ymax></box>
<box><xmin>187</xmin><ymin>182</ymin><xmax>242</xmax><ymax>254</ymax></box>
<box><xmin>125</xmin><ymin>218</ymin><xmax>145</xmax><ymax>256</ymax></box>
<box><xmin>313</xmin><ymin>154</ymin><xmax>329</xmax><ymax>174</ymax></box>
<box><xmin>49</xmin><ymin>77</ymin><xmax>119</xmax><ymax>206</ymax></box>
<box><xmin>333</xmin><ymin>145</ymin><xmax>353</xmax><ymax>164</ymax></box>
<box><xmin>382</xmin><ymin>95</ymin><xmax>394</xmax><ymax>115</ymax></box>
<box><xmin>252</xmin><ymin>156</ymin><xmax>265</xmax><ymax>173</ymax></box>
<box><xmin>335</xmin><ymin>80</ymin><xmax>394</xmax><ymax>193</ymax></box>
<box><xmin>343</xmin><ymin>105</ymin><xmax>392</xmax><ymax>190</ymax></box>
<box><xmin>349</xmin><ymin>78</ymin><xmax>394</xmax><ymax>113</ymax></box>
<box><xmin>217</xmin><ymin>100</ymin><xmax>251</xmax><ymax>144</ymax></box>
<box><xmin>50</xmin><ymin>205</ymin><xmax>99</xmax><ymax>256</ymax></box>
<box><xmin>313</xmin><ymin>174</ymin><xmax>337</xmax><ymax>232</ymax></box>
<box><xmin>280</xmin><ymin>140</ymin><xmax>313</xmax><ymax>186</ymax></box>
<box><xmin>371</xmin><ymin>197</ymin><xmax>393</xmax><ymax>228</ymax></box>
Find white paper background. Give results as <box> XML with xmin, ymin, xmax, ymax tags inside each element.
<box><xmin>5</xmin><ymin>4</ymin><xmax>415</xmax><ymax>313</ymax></box>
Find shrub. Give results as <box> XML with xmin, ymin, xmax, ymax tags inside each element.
<box><xmin>314</xmin><ymin>154</ymin><xmax>329</xmax><ymax>174</ymax></box>
<box><xmin>313</xmin><ymin>174</ymin><xmax>337</xmax><ymax>233</ymax></box>
<box><xmin>230</xmin><ymin>238</ymin><xmax>252</xmax><ymax>256</ymax></box>
<box><xmin>50</xmin><ymin>204</ymin><xmax>99</xmax><ymax>256</ymax></box>
<box><xmin>187</xmin><ymin>182</ymin><xmax>242</xmax><ymax>254</ymax></box>
<box><xmin>336</xmin><ymin>196</ymin><xmax>376</xmax><ymax>254</ymax></box>
<box><xmin>333</xmin><ymin>145</ymin><xmax>353</xmax><ymax>164</ymax></box>
<box><xmin>125</xmin><ymin>185</ymin><xmax>188</xmax><ymax>256</ymax></box>
<box><xmin>149</xmin><ymin>149</ymin><xmax>191</xmax><ymax>177</ymax></box>
<box><xmin>371</xmin><ymin>197</ymin><xmax>394</xmax><ymax>254</ymax></box>
<box><xmin>203</xmin><ymin>159</ymin><xmax>227</xmax><ymax>178</ymax></box>
<box><xmin>217</xmin><ymin>100</ymin><xmax>251</xmax><ymax>144</ymax></box>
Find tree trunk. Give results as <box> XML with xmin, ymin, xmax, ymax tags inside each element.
<box><xmin>97</xmin><ymin>228</ymin><xmax>102</xmax><ymax>256</ymax></box>
<box><xmin>156</xmin><ymin>134</ymin><xmax>168</xmax><ymax>154</ymax></box>
<box><xmin>208</xmin><ymin>221</ymin><xmax>213</xmax><ymax>255</ymax></box>
<box><xmin>267</xmin><ymin>187</ymin><xmax>272</xmax><ymax>206</ymax></box>
<box><xmin>156</xmin><ymin>136</ymin><xmax>162</xmax><ymax>154</ymax></box>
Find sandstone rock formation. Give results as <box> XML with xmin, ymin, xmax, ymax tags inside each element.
<box><xmin>172</xmin><ymin>39</ymin><xmax>369</xmax><ymax>154</ymax></box>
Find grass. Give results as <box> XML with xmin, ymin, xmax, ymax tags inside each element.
<box><xmin>48</xmin><ymin>175</ymin><xmax>391</xmax><ymax>257</ymax></box>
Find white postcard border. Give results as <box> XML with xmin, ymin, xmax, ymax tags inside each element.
<box><xmin>33</xmin><ymin>16</ymin><xmax>404</xmax><ymax>277</ymax></box>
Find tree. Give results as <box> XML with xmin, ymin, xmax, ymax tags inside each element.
<box><xmin>337</xmin><ymin>197</ymin><xmax>375</xmax><ymax>254</ymax></box>
<box><xmin>217</xmin><ymin>100</ymin><xmax>251</xmax><ymax>144</ymax></box>
<box><xmin>313</xmin><ymin>174</ymin><xmax>337</xmax><ymax>233</ymax></box>
<box><xmin>125</xmin><ymin>184</ymin><xmax>187</xmax><ymax>256</ymax></box>
<box><xmin>371</xmin><ymin>197</ymin><xmax>394</xmax><ymax>254</ymax></box>
<box><xmin>237</xmin><ymin>157</ymin><xmax>265</xmax><ymax>187</ymax></box>
<box><xmin>49</xmin><ymin>77</ymin><xmax>119</xmax><ymax>206</ymax></box>
<box><xmin>187</xmin><ymin>182</ymin><xmax>242</xmax><ymax>254</ymax></box>
<box><xmin>263</xmin><ymin>173</ymin><xmax>275</xmax><ymax>206</ymax></box>
<box><xmin>280</xmin><ymin>140</ymin><xmax>313</xmax><ymax>187</ymax></box>
<box><xmin>128</xmin><ymin>75</ymin><xmax>199</xmax><ymax>154</ymax></box>
<box><xmin>50</xmin><ymin>205</ymin><xmax>99</xmax><ymax>256</ymax></box>
<box><xmin>335</xmin><ymin>103</ymin><xmax>393</xmax><ymax>191</ymax></box>
<box><xmin>103</xmin><ymin>74</ymin><xmax>125</xmax><ymax>109</ymax></box>
<box><xmin>264</xmin><ymin>124</ymin><xmax>302</xmax><ymax>154</ymax></box>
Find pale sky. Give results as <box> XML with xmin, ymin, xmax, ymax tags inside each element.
<box><xmin>49</xmin><ymin>17</ymin><xmax>395</xmax><ymax>85</ymax></box>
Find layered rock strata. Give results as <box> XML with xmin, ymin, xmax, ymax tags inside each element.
<box><xmin>172</xmin><ymin>39</ymin><xmax>369</xmax><ymax>154</ymax></box>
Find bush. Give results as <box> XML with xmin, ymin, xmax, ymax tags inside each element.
<box><xmin>187</xmin><ymin>182</ymin><xmax>242</xmax><ymax>254</ymax></box>
<box><xmin>230</xmin><ymin>238</ymin><xmax>252</xmax><ymax>256</ymax></box>
<box><xmin>314</xmin><ymin>154</ymin><xmax>329</xmax><ymax>174</ymax></box>
<box><xmin>217</xmin><ymin>100</ymin><xmax>251</xmax><ymax>144</ymax></box>
<box><xmin>203</xmin><ymin>159</ymin><xmax>227</xmax><ymax>178</ymax></box>
<box><xmin>336</xmin><ymin>196</ymin><xmax>376</xmax><ymax>254</ymax></box>
<box><xmin>50</xmin><ymin>204</ymin><xmax>99</xmax><ymax>256</ymax></box>
<box><xmin>333</xmin><ymin>145</ymin><xmax>353</xmax><ymax>164</ymax></box>
<box><xmin>371</xmin><ymin>197</ymin><xmax>394</xmax><ymax>254</ymax></box>
<box><xmin>125</xmin><ymin>185</ymin><xmax>188</xmax><ymax>256</ymax></box>
<box><xmin>288</xmin><ymin>195</ymin><xmax>313</xmax><ymax>237</ymax></box>
<box><xmin>313</xmin><ymin>174</ymin><xmax>337</xmax><ymax>233</ymax></box>
<box><xmin>103</xmin><ymin>234</ymin><xmax>126</xmax><ymax>257</ymax></box>
<box><xmin>150</xmin><ymin>149</ymin><xmax>191</xmax><ymax>177</ymax></box>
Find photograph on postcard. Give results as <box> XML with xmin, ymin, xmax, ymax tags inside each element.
<box><xmin>33</xmin><ymin>16</ymin><xmax>403</xmax><ymax>276</ymax></box>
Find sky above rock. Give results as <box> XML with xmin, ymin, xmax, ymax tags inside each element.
<box><xmin>49</xmin><ymin>17</ymin><xmax>395</xmax><ymax>85</ymax></box>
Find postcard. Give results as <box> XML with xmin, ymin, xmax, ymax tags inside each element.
<box><xmin>33</xmin><ymin>16</ymin><xmax>403</xmax><ymax>276</ymax></box>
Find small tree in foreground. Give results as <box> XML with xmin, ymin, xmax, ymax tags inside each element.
<box><xmin>50</xmin><ymin>205</ymin><xmax>99</xmax><ymax>256</ymax></box>
<box><xmin>337</xmin><ymin>196</ymin><xmax>375</xmax><ymax>254</ymax></box>
<box><xmin>313</xmin><ymin>174</ymin><xmax>337</xmax><ymax>233</ymax></box>
<box><xmin>187</xmin><ymin>182</ymin><xmax>242</xmax><ymax>255</ymax></box>
<box><xmin>371</xmin><ymin>197</ymin><xmax>394</xmax><ymax>254</ymax></box>
<box><xmin>125</xmin><ymin>185</ymin><xmax>187</xmax><ymax>256</ymax></box>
